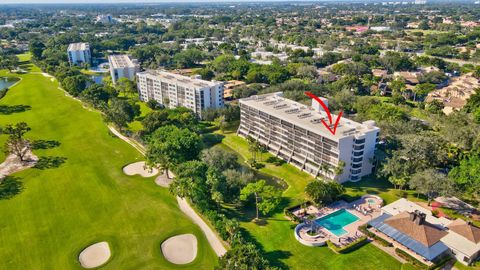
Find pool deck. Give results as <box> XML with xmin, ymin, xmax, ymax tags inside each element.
<box><xmin>293</xmin><ymin>195</ymin><xmax>384</xmax><ymax>247</ymax></box>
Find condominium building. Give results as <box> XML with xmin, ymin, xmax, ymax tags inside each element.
<box><xmin>238</xmin><ymin>92</ymin><xmax>379</xmax><ymax>183</ymax></box>
<box><xmin>67</xmin><ymin>42</ymin><xmax>91</xmax><ymax>66</ymax></box>
<box><xmin>136</xmin><ymin>70</ymin><xmax>224</xmax><ymax>116</ymax></box>
<box><xmin>108</xmin><ymin>54</ymin><xmax>139</xmax><ymax>84</ymax></box>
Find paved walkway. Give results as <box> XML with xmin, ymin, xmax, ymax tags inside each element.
<box><xmin>108</xmin><ymin>126</ymin><xmax>227</xmax><ymax>257</ymax></box>
<box><xmin>108</xmin><ymin>126</ymin><xmax>146</xmax><ymax>155</ymax></box>
<box><xmin>177</xmin><ymin>197</ymin><xmax>227</xmax><ymax>256</ymax></box>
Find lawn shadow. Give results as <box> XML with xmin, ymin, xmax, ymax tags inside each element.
<box><xmin>19</xmin><ymin>63</ymin><xmax>34</xmax><ymax>72</ymax></box>
<box><xmin>264</xmin><ymin>250</ymin><xmax>292</xmax><ymax>269</ymax></box>
<box><xmin>237</xmin><ymin>227</ymin><xmax>291</xmax><ymax>269</ymax></box>
<box><xmin>265</xmin><ymin>156</ymin><xmax>286</xmax><ymax>166</ymax></box>
<box><xmin>343</xmin><ymin>175</ymin><xmax>392</xmax><ymax>194</ymax></box>
<box><xmin>202</xmin><ymin>133</ymin><xmax>225</xmax><ymax>147</ymax></box>
<box><xmin>0</xmin><ymin>105</ymin><xmax>31</xmax><ymax>115</ymax></box>
<box><xmin>0</xmin><ymin>176</ymin><xmax>23</xmax><ymax>200</ymax></box>
<box><xmin>33</xmin><ymin>156</ymin><xmax>67</xmax><ymax>170</ymax></box>
<box><xmin>31</xmin><ymin>140</ymin><xmax>61</xmax><ymax>150</ymax></box>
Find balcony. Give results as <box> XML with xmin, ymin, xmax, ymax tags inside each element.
<box><xmin>353</xmin><ymin>151</ymin><xmax>364</xmax><ymax>157</ymax></box>
<box><xmin>350</xmin><ymin>168</ymin><xmax>362</xmax><ymax>175</ymax></box>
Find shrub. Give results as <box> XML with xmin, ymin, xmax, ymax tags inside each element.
<box><xmin>0</xmin><ymin>87</ymin><xmax>8</xmax><ymax>99</ymax></box>
<box><xmin>327</xmin><ymin>236</ymin><xmax>368</xmax><ymax>254</ymax></box>
<box><xmin>358</xmin><ymin>225</ymin><xmax>392</xmax><ymax>247</ymax></box>
<box><xmin>395</xmin><ymin>248</ymin><xmax>429</xmax><ymax>269</ymax></box>
<box><xmin>266</xmin><ymin>156</ymin><xmax>285</xmax><ymax>166</ymax></box>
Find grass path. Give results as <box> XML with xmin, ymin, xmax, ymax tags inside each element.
<box><xmin>0</xmin><ymin>57</ymin><xmax>217</xmax><ymax>269</ymax></box>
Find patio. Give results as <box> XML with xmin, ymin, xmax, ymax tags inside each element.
<box><xmin>294</xmin><ymin>195</ymin><xmax>384</xmax><ymax>247</ymax></box>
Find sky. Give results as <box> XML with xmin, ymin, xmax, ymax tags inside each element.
<box><xmin>2</xmin><ymin>0</ymin><xmax>311</xmax><ymax>3</ymax></box>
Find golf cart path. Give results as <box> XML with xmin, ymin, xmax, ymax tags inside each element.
<box><xmin>108</xmin><ymin>126</ymin><xmax>227</xmax><ymax>257</ymax></box>
<box><xmin>177</xmin><ymin>197</ymin><xmax>227</xmax><ymax>256</ymax></box>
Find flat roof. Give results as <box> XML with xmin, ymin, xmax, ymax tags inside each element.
<box><xmin>68</xmin><ymin>42</ymin><xmax>89</xmax><ymax>51</ymax></box>
<box><xmin>108</xmin><ymin>54</ymin><xmax>137</xmax><ymax>69</ymax></box>
<box><xmin>382</xmin><ymin>198</ymin><xmax>452</xmax><ymax>228</ymax></box>
<box><xmin>138</xmin><ymin>70</ymin><xmax>220</xmax><ymax>88</ymax></box>
<box><xmin>239</xmin><ymin>92</ymin><xmax>379</xmax><ymax>141</ymax></box>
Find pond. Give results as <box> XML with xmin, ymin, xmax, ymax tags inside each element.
<box><xmin>90</xmin><ymin>74</ymin><xmax>105</xmax><ymax>85</ymax></box>
<box><xmin>0</xmin><ymin>77</ymin><xmax>20</xmax><ymax>91</ymax></box>
<box><xmin>217</xmin><ymin>143</ymin><xmax>288</xmax><ymax>190</ymax></box>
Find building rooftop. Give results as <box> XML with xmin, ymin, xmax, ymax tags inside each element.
<box><xmin>108</xmin><ymin>54</ymin><xmax>138</xmax><ymax>69</ymax></box>
<box><xmin>382</xmin><ymin>198</ymin><xmax>452</xmax><ymax>227</ymax></box>
<box><xmin>442</xmin><ymin>219</ymin><xmax>480</xmax><ymax>257</ymax></box>
<box><xmin>384</xmin><ymin>211</ymin><xmax>448</xmax><ymax>247</ymax></box>
<box><xmin>68</xmin><ymin>42</ymin><xmax>89</xmax><ymax>51</ymax></box>
<box><xmin>138</xmin><ymin>70</ymin><xmax>220</xmax><ymax>88</ymax></box>
<box><xmin>239</xmin><ymin>92</ymin><xmax>379</xmax><ymax>141</ymax></box>
<box><xmin>448</xmin><ymin>219</ymin><xmax>480</xmax><ymax>244</ymax></box>
<box><xmin>369</xmin><ymin>213</ymin><xmax>450</xmax><ymax>261</ymax></box>
<box><xmin>377</xmin><ymin>198</ymin><xmax>480</xmax><ymax>259</ymax></box>
<box><xmin>224</xmin><ymin>80</ymin><xmax>246</xmax><ymax>88</ymax></box>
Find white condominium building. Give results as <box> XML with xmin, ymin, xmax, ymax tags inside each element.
<box><xmin>136</xmin><ymin>70</ymin><xmax>224</xmax><ymax>116</ymax></box>
<box><xmin>238</xmin><ymin>92</ymin><xmax>379</xmax><ymax>183</ymax></box>
<box><xmin>67</xmin><ymin>42</ymin><xmax>91</xmax><ymax>66</ymax></box>
<box><xmin>108</xmin><ymin>54</ymin><xmax>140</xmax><ymax>84</ymax></box>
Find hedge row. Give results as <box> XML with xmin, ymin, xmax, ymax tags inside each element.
<box><xmin>358</xmin><ymin>224</ymin><xmax>392</xmax><ymax>247</ymax></box>
<box><xmin>327</xmin><ymin>236</ymin><xmax>369</xmax><ymax>254</ymax></box>
<box><xmin>395</xmin><ymin>248</ymin><xmax>430</xmax><ymax>269</ymax></box>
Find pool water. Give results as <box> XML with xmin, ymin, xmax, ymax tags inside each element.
<box><xmin>367</xmin><ymin>198</ymin><xmax>376</xmax><ymax>205</ymax></box>
<box><xmin>314</xmin><ymin>209</ymin><xmax>359</xmax><ymax>236</ymax></box>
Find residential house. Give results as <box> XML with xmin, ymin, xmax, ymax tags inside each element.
<box><xmin>426</xmin><ymin>73</ymin><xmax>479</xmax><ymax>114</ymax></box>
<box><xmin>369</xmin><ymin>198</ymin><xmax>480</xmax><ymax>266</ymax></box>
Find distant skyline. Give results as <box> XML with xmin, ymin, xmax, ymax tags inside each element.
<box><xmin>0</xmin><ymin>0</ymin><xmax>437</xmax><ymax>3</ymax></box>
<box><xmin>0</xmin><ymin>0</ymin><xmax>333</xmax><ymax>3</ymax></box>
<box><xmin>0</xmin><ymin>0</ymin><xmax>468</xmax><ymax>4</ymax></box>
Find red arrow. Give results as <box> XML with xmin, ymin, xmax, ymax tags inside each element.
<box><xmin>304</xmin><ymin>91</ymin><xmax>343</xmax><ymax>135</ymax></box>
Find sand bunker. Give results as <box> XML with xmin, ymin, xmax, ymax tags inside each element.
<box><xmin>155</xmin><ymin>170</ymin><xmax>175</xmax><ymax>187</ymax></box>
<box><xmin>161</xmin><ymin>234</ymin><xmax>198</xmax><ymax>264</ymax></box>
<box><xmin>123</xmin><ymin>161</ymin><xmax>158</xmax><ymax>177</ymax></box>
<box><xmin>78</xmin><ymin>242</ymin><xmax>111</xmax><ymax>269</ymax></box>
<box><xmin>0</xmin><ymin>151</ymin><xmax>38</xmax><ymax>181</ymax></box>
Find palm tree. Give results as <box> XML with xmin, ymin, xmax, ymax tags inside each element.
<box><xmin>333</xmin><ymin>160</ymin><xmax>346</xmax><ymax>177</ymax></box>
<box><xmin>146</xmin><ymin>147</ymin><xmax>171</xmax><ymax>178</ymax></box>
<box><xmin>247</xmin><ymin>136</ymin><xmax>260</xmax><ymax>162</ymax></box>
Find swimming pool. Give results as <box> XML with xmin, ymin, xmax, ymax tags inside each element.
<box><xmin>314</xmin><ymin>209</ymin><xmax>359</xmax><ymax>236</ymax></box>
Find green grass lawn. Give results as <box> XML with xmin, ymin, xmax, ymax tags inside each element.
<box><xmin>454</xmin><ymin>261</ymin><xmax>480</xmax><ymax>270</ymax></box>
<box><xmin>16</xmin><ymin>53</ymin><xmax>42</xmax><ymax>73</ymax></box>
<box><xmin>219</xmin><ymin>132</ymin><xmax>405</xmax><ymax>270</ymax></box>
<box><xmin>128</xmin><ymin>101</ymin><xmax>152</xmax><ymax>132</ymax></box>
<box><xmin>0</xmin><ymin>60</ymin><xmax>217</xmax><ymax>269</ymax></box>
